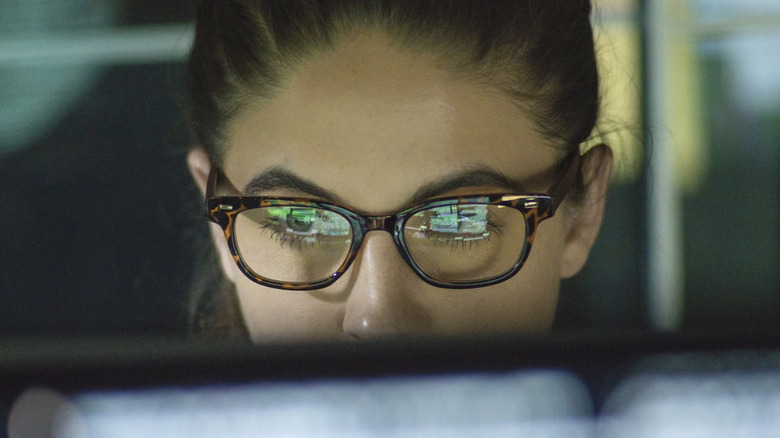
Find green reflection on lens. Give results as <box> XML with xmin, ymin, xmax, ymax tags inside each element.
<box><xmin>268</xmin><ymin>206</ymin><xmax>315</xmax><ymax>232</ymax></box>
<box><xmin>267</xmin><ymin>206</ymin><xmax>350</xmax><ymax>236</ymax></box>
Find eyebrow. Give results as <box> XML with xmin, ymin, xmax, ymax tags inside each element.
<box><xmin>242</xmin><ymin>166</ymin><xmax>346</xmax><ymax>204</ymax></box>
<box><xmin>243</xmin><ymin>164</ymin><xmax>532</xmax><ymax>207</ymax></box>
<box><xmin>408</xmin><ymin>166</ymin><xmax>530</xmax><ymax>205</ymax></box>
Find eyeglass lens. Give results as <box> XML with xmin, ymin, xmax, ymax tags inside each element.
<box><xmin>232</xmin><ymin>204</ymin><xmax>528</xmax><ymax>285</ymax></box>
<box><xmin>234</xmin><ymin>206</ymin><xmax>354</xmax><ymax>283</ymax></box>
<box><xmin>404</xmin><ymin>204</ymin><xmax>527</xmax><ymax>283</ymax></box>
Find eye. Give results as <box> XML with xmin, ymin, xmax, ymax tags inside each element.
<box><xmin>284</xmin><ymin>208</ymin><xmax>316</xmax><ymax>232</ymax></box>
<box><xmin>248</xmin><ymin>206</ymin><xmax>352</xmax><ymax>250</ymax></box>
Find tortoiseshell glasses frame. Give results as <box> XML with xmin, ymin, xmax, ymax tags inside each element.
<box><xmin>205</xmin><ymin>151</ymin><xmax>580</xmax><ymax>290</ymax></box>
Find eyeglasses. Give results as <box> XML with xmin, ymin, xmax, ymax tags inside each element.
<box><xmin>205</xmin><ymin>152</ymin><xmax>580</xmax><ymax>290</ymax></box>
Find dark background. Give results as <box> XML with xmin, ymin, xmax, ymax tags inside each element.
<box><xmin>0</xmin><ymin>1</ymin><xmax>199</xmax><ymax>336</ymax></box>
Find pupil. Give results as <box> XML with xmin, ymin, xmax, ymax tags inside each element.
<box><xmin>287</xmin><ymin>209</ymin><xmax>315</xmax><ymax>232</ymax></box>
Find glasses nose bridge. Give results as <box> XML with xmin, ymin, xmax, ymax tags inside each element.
<box><xmin>363</xmin><ymin>215</ymin><xmax>398</xmax><ymax>234</ymax></box>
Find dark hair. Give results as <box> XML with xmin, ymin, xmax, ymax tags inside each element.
<box><xmin>186</xmin><ymin>0</ymin><xmax>600</xmax><ymax>336</ymax></box>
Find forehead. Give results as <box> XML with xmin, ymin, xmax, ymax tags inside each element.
<box><xmin>224</xmin><ymin>33</ymin><xmax>558</xmax><ymax>212</ymax></box>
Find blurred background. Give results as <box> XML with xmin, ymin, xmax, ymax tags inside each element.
<box><xmin>0</xmin><ymin>0</ymin><xmax>777</xmax><ymax>337</ymax></box>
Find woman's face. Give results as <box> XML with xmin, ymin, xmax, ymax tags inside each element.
<box><xmin>190</xmin><ymin>34</ymin><xmax>607</xmax><ymax>342</ymax></box>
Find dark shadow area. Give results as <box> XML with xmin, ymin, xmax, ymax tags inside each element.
<box><xmin>0</xmin><ymin>63</ymin><xmax>202</xmax><ymax>336</ymax></box>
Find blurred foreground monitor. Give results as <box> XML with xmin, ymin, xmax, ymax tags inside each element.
<box><xmin>4</xmin><ymin>333</ymin><xmax>780</xmax><ymax>437</ymax></box>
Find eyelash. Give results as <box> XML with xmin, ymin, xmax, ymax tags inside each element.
<box><xmin>257</xmin><ymin>221</ymin><xmax>323</xmax><ymax>250</ymax></box>
<box><xmin>420</xmin><ymin>218</ymin><xmax>505</xmax><ymax>250</ymax></box>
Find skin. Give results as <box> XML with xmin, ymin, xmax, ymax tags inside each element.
<box><xmin>188</xmin><ymin>33</ymin><xmax>613</xmax><ymax>342</ymax></box>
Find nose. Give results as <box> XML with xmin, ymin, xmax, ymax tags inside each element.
<box><xmin>342</xmin><ymin>232</ymin><xmax>430</xmax><ymax>339</ymax></box>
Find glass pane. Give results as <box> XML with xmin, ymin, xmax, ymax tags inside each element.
<box><xmin>0</xmin><ymin>0</ymin><xmax>195</xmax><ymax>336</ymax></box>
<box><xmin>683</xmin><ymin>30</ymin><xmax>780</xmax><ymax>328</ymax></box>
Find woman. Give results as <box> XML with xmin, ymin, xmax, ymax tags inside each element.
<box><xmin>185</xmin><ymin>0</ymin><xmax>613</xmax><ymax>342</ymax></box>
